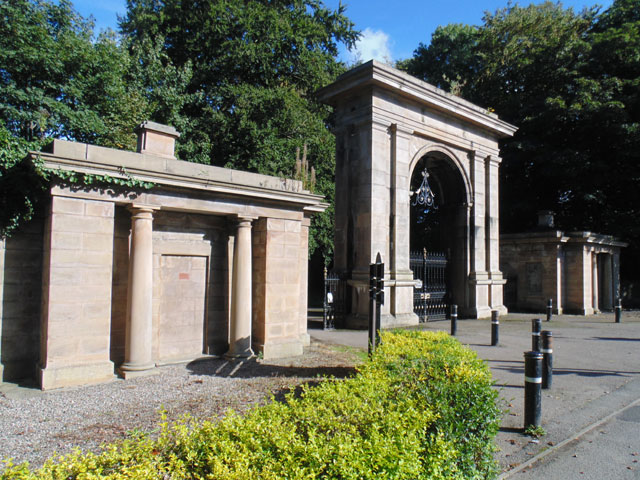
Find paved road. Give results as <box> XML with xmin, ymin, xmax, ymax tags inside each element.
<box><xmin>515</xmin><ymin>402</ymin><xmax>640</xmax><ymax>479</ymax></box>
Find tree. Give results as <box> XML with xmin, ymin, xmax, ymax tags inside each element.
<box><xmin>120</xmin><ymin>0</ymin><xmax>359</xmax><ymax>259</ymax></box>
<box><xmin>0</xmin><ymin>0</ymin><xmax>150</xmax><ymax>149</ymax></box>
<box><xmin>399</xmin><ymin>23</ymin><xmax>481</xmax><ymax>95</ymax></box>
<box><xmin>402</xmin><ymin>1</ymin><xmax>640</xmax><ymax>279</ymax></box>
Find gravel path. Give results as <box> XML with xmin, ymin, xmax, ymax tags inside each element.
<box><xmin>0</xmin><ymin>340</ymin><xmax>361</xmax><ymax>470</ymax></box>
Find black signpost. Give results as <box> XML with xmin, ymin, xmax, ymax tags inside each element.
<box><xmin>368</xmin><ymin>253</ymin><xmax>384</xmax><ymax>356</ymax></box>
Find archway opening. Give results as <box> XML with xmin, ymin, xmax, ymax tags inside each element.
<box><xmin>410</xmin><ymin>152</ymin><xmax>468</xmax><ymax>320</ymax></box>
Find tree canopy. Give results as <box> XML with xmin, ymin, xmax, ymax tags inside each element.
<box><xmin>0</xmin><ymin>0</ymin><xmax>358</xmax><ymax>259</ymax></box>
<box><xmin>401</xmin><ymin>0</ymin><xmax>640</xmax><ymax>279</ymax></box>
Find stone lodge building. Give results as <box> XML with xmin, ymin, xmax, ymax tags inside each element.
<box><xmin>501</xmin><ymin>211</ymin><xmax>626</xmax><ymax>315</ymax></box>
<box><xmin>0</xmin><ymin>122</ymin><xmax>327</xmax><ymax>389</ymax></box>
<box><xmin>317</xmin><ymin>61</ymin><xmax>517</xmax><ymax>326</ymax></box>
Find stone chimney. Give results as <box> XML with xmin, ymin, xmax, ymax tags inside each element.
<box><xmin>135</xmin><ymin>121</ymin><xmax>180</xmax><ymax>159</ymax></box>
<box><xmin>537</xmin><ymin>210</ymin><xmax>555</xmax><ymax>228</ymax></box>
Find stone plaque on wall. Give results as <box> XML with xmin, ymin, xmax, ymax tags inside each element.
<box><xmin>526</xmin><ymin>262</ymin><xmax>542</xmax><ymax>295</ymax></box>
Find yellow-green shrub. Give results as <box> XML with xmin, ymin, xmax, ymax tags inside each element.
<box><xmin>2</xmin><ymin>330</ymin><xmax>500</xmax><ymax>479</ymax></box>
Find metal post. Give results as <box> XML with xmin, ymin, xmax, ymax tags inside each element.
<box><xmin>615</xmin><ymin>297</ymin><xmax>622</xmax><ymax>323</ymax></box>
<box><xmin>323</xmin><ymin>266</ymin><xmax>328</xmax><ymax>330</ymax></box>
<box><xmin>541</xmin><ymin>331</ymin><xmax>553</xmax><ymax>389</ymax></box>
<box><xmin>532</xmin><ymin>318</ymin><xmax>542</xmax><ymax>351</ymax></box>
<box><xmin>450</xmin><ymin>304</ymin><xmax>458</xmax><ymax>336</ymax></box>
<box><xmin>375</xmin><ymin>253</ymin><xmax>384</xmax><ymax>348</ymax></box>
<box><xmin>524</xmin><ymin>351</ymin><xmax>543</xmax><ymax>428</ymax></box>
<box><xmin>491</xmin><ymin>310</ymin><xmax>499</xmax><ymax>346</ymax></box>
<box><xmin>368</xmin><ymin>263</ymin><xmax>377</xmax><ymax>356</ymax></box>
<box><xmin>546</xmin><ymin>298</ymin><xmax>553</xmax><ymax>322</ymax></box>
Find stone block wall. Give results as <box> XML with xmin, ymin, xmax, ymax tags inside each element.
<box><xmin>252</xmin><ymin>217</ymin><xmax>304</xmax><ymax>359</ymax></box>
<box><xmin>151</xmin><ymin>211</ymin><xmax>228</xmax><ymax>362</ymax></box>
<box><xmin>500</xmin><ymin>240</ymin><xmax>560</xmax><ymax>312</ymax></box>
<box><xmin>565</xmin><ymin>246</ymin><xmax>593</xmax><ymax>314</ymax></box>
<box><xmin>110</xmin><ymin>206</ymin><xmax>130</xmax><ymax>366</ymax></box>
<box><xmin>39</xmin><ymin>195</ymin><xmax>116</xmax><ymax>389</ymax></box>
<box><xmin>0</xmin><ymin>217</ymin><xmax>44</xmax><ymax>381</ymax></box>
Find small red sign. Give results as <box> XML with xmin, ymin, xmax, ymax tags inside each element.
<box><xmin>179</xmin><ymin>273</ymin><xmax>190</xmax><ymax>280</ymax></box>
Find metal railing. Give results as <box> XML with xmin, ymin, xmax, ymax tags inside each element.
<box><xmin>410</xmin><ymin>249</ymin><xmax>448</xmax><ymax>322</ymax></box>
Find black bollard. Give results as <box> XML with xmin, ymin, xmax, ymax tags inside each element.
<box><xmin>375</xmin><ymin>255</ymin><xmax>384</xmax><ymax>348</ymax></box>
<box><xmin>615</xmin><ymin>297</ymin><xmax>622</xmax><ymax>323</ymax></box>
<box><xmin>524</xmin><ymin>351</ymin><xmax>543</xmax><ymax>428</ymax></box>
<box><xmin>546</xmin><ymin>298</ymin><xmax>553</xmax><ymax>322</ymax></box>
<box><xmin>531</xmin><ymin>318</ymin><xmax>542</xmax><ymax>351</ymax></box>
<box><xmin>368</xmin><ymin>263</ymin><xmax>377</xmax><ymax>356</ymax></box>
<box><xmin>491</xmin><ymin>310</ymin><xmax>499</xmax><ymax>346</ymax></box>
<box><xmin>450</xmin><ymin>304</ymin><xmax>458</xmax><ymax>336</ymax></box>
<box><xmin>541</xmin><ymin>331</ymin><xmax>553</xmax><ymax>389</ymax></box>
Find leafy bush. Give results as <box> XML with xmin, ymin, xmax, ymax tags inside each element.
<box><xmin>1</xmin><ymin>331</ymin><xmax>501</xmax><ymax>479</ymax></box>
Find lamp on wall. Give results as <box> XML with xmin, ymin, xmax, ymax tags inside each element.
<box><xmin>411</xmin><ymin>168</ymin><xmax>437</xmax><ymax>223</ymax></box>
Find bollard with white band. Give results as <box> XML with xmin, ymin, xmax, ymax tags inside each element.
<box><xmin>541</xmin><ymin>330</ymin><xmax>553</xmax><ymax>389</ymax></box>
<box><xmin>524</xmin><ymin>350</ymin><xmax>543</xmax><ymax>428</ymax></box>
<box><xmin>546</xmin><ymin>298</ymin><xmax>553</xmax><ymax>322</ymax></box>
<box><xmin>532</xmin><ymin>318</ymin><xmax>542</xmax><ymax>351</ymax></box>
<box><xmin>491</xmin><ymin>310</ymin><xmax>499</xmax><ymax>346</ymax></box>
<box><xmin>615</xmin><ymin>297</ymin><xmax>622</xmax><ymax>323</ymax></box>
<box><xmin>450</xmin><ymin>304</ymin><xmax>458</xmax><ymax>336</ymax></box>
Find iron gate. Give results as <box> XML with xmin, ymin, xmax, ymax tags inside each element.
<box><xmin>323</xmin><ymin>268</ymin><xmax>347</xmax><ymax>329</ymax></box>
<box><xmin>410</xmin><ymin>250</ymin><xmax>448</xmax><ymax>322</ymax></box>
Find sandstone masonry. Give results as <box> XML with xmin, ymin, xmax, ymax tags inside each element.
<box><xmin>0</xmin><ymin>121</ymin><xmax>327</xmax><ymax>389</ymax></box>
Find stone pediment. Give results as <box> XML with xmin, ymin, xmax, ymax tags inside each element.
<box><xmin>317</xmin><ymin>60</ymin><xmax>517</xmax><ymax>139</ymax></box>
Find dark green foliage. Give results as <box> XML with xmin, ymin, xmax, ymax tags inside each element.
<box><xmin>402</xmin><ymin>1</ymin><xmax>640</xmax><ymax>279</ymax></box>
<box><xmin>0</xmin><ymin>0</ymin><xmax>149</xmax><ymax>148</ymax></box>
<box><xmin>119</xmin><ymin>0</ymin><xmax>359</xmax><ymax>259</ymax></box>
<box><xmin>1</xmin><ymin>0</ymin><xmax>356</xmax><ymax>258</ymax></box>
<box><xmin>0</xmin><ymin>126</ymin><xmax>46</xmax><ymax>237</ymax></box>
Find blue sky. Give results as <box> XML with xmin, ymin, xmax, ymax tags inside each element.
<box><xmin>73</xmin><ymin>0</ymin><xmax>613</xmax><ymax>63</ymax></box>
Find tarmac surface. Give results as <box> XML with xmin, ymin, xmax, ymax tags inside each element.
<box><xmin>310</xmin><ymin>310</ymin><xmax>640</xmax><ymax>479</ymax></box>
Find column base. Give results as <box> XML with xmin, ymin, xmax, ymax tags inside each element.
<box><xmin>118</xmin><ymin>366</ymin><xmax>160</xmax><ymax>379</ymax></box>
<box><xmin>40</xmin><ymin>361</ymin><xmax>115</xmax><ymax>390</ymax></box>
<box><xmin>254</xmin><ymin>338</ymin><xmax>303</xmax><ymax>360</ymax></box>
<box><xmin>381</xmin><ymin>312</ymin><xmax>419</xmax><ymax>328</ymax></box>
<box><xmin>224</xmin><ymin>348</ymin><xmax>254</xmax><ymax>359</ymax></box>
<box><xmin>344</xmin><ymin>312</ymin><xmax>420</xmax><ymax>329</ymax></box>
<box><xmin>466</xmin><ymin>306</ymin><xmax>493</xmax><ymax>319</ymax></box>
<box><xmin>226</xmin><ymin>336</ymin><xmax>253</xmax><ymax>358</ymax></box>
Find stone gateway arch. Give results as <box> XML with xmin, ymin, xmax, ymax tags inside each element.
<box><xmin>317</xmin><ymin>61</ymin><xmax>517</xmax><ymax>327</ymax></box>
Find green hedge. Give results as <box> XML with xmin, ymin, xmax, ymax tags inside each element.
<box><xmin>2</xmin><ymin>331</ymin><xmax>501</xmax><ymax>479</ymax></box>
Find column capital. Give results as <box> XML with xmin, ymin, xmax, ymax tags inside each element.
<box><xmin>485</xmin><ymin>155</ymin><xmax>502</xmax><ymax>166</ymax></box>
<box><xmin>235</xmin><ymin>214</ymin><xmax>258</xmax><ymax>225</ymax></box>
<box><xmin>128</xmin><ymin>204</ymin><xmax>160</xmax><ymax>216</ymax></box>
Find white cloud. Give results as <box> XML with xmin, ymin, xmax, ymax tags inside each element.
<box><xmin>347</xmin><ymin>28</ymin><xmax>393</xmax><ymax>65</ymax></box>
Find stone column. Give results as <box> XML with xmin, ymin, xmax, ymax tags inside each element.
<box><xmin>120</xmin><ymin>205</ymin><xmax>157</xmax><ymax>378</ymax></box>
<box><xmin>486</xmin><ymin>156</ymin><xmax>507</xmax><ymax>314</ymax></box>
<box><xmin>602</xmin><ymin>253</ymin><xmax>614</xmax><ymax>310</ymax></box>
<box><xmin>592</xmin><ymin>252</ymin><xmax>599</xmax><ymax>313</ymax></box>
<box><xmin>299</xmin><ymin>216</ymin><xmax>311</xmax><ymax>346</ymax></box>
<box><xmin>469</xmin><ymin>151</ymin><xmax>491</xmax><ymax>318</ymax></box>
<box><xmin>227</xmin><ymin>216</ymin><xmax>254</xmax><ymax>358</ymax></box>
<box><xmin>388</xmin><ymin>124</ymin><xmax>418</xmax><ymax>325</ymax></box>
<box><xmin>613</xmin><ymin>251</ymin><xmax>622</xmax><ymax>303</ymax></box>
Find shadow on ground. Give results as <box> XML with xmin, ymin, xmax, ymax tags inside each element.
<box><xmin>186</xmin><ymin>357</ymin><xmax>356</xmax><ymax>380</ymax></box>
